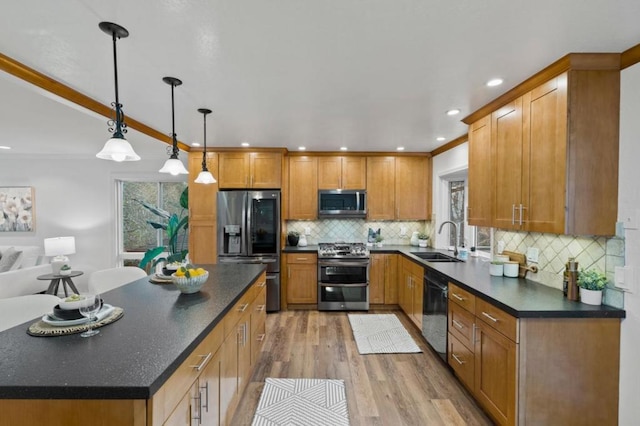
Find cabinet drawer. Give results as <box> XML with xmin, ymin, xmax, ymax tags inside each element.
<box><xmin>475</xmin><ymin>298</ymin><xmax>518</xmax><ymax>342</ymax></box>
<box><xmin>224</xmin><ymin>292</ymin><xmax>254</xmax><ymax>338</ymax></box>
<box><xmin>449</xmin><ymin>283</ymin><xmax>476</xmax><ymax>313</ymax></box>
<box><xmin>448</xmin><ymin>301</ymin><xmax>476</xmax><ymax>351</ymax></box>
<box><xmin>287</xmin><ymin>253</ymin><xmax>317</xmax><ymax>264</ymax></box>
<box><xmin>448</xmin><ymin>332</ymin><xmax>474</xmax><ymax>391</ymax></box>
<box><xmin>250</xmin><ymin>286</ymin><xmax>267</xmax><ymax>338</ymax></box>
<box><xmin>162</xmin><ymin>322</ymin><xmax>222</xmax><ymax>421</ymax></box>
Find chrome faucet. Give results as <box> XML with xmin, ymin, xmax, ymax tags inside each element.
<box><xmin>438</xmin><ymin>221</ymin><xmax>459</xmax><ymax>257</ymax></box>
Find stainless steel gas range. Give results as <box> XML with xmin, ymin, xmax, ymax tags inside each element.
<box><xmin>317</xmin><ymin>242</ymin><xmax>370</xmax><ymax>311</ymax></box>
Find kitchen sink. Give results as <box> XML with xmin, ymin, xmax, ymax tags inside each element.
<box><xmin>410</xmin><ymin>251</ymin><xmax>462</xmax><ymax>262</ymax></box>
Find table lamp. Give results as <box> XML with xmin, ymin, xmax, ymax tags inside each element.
<box><xmin>44</xmin><ymin>236</ymin><xmax>76</xmax><ymax>275</ymax></box>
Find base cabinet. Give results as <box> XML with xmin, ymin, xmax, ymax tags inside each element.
<box><xmin>399</xmin><ymin>257</ymin><xmax>423</xmax><ymax>330</ymax></box>
<box><xmin>447</xmin><ymin>283</ymin><xmax>620</xmax><ymax>426</ymax></box>
<box><xmin>285</xmin><ymin>253</ymin><xmax>318</xmax><ymax>305</ymax></box>
<box><xmin>369</xmin><ymin>253</ymin><xmax>398</xmax><ymax>304</ymax></box>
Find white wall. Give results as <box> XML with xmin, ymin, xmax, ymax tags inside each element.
<box><xmin>618</xmin><ymin>62</ymin><xmax>640</xmax><ymax>424</ymax></box>
<box><xmin>0</xmin><ymin>155</ymin><xmax>186</xmax><ymax>272</ymax></box>
<box><xmin>431</xmin><ymin>142</ymin><xmax>468</xmax><ymax>248</ymax></box>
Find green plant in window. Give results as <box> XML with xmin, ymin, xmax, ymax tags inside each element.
<box><xmin>137</xmin><ymin>187</ymin><xmax>189</xmax><ymax>270</ymax></box>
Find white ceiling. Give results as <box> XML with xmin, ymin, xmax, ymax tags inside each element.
<box><xmin>0</xmin><ymin>0</ymin><xmax>639</xmax><ymax>158</ymax></box>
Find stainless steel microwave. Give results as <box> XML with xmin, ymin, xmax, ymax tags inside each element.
<box><xmin>318</xmin><ymin>190</ymin><xmax>366</xmax><ymax>218</ymax></box>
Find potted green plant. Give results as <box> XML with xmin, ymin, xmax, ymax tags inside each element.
<box><xmin>59</xmin><ymin>264</ymin><xmax>71</xmax><ymax>276</ymax></box>
<box><xmin>577</xmin><ymin>268</ymin><xmax>607</xmax><ymax>305</ymax></box>
<box><xmin>375</xmin><ymin>235</ymin><xmax>384</xmax><ymax>247</ymax></box>
<box><xmin>138</xmin><ymin>187</ymin><xmax>189</xmax><ymax>271</ymax></box>
<box><xmin>417</xmin><ymin>232</ymin><xmax>429</xmax><ymax>248</ymax></box>
<box><xmin>287</xmin><ymin>230</ymin><xmax>300</xmax><ymax>247</ymax></box>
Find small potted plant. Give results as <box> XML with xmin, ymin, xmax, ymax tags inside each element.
<box><xmin>577</xmin><ymin>268</ymin><xmax>608</xmax><ymax>305</ymax></box>
<box><xmin>375</xmin><ymin>235</ymin><xmax>384</xmax><ymax>247</ymax></box>
<box><xmin>417</xmin><ymin>233</ymin><xmax>429</xmax><ymax>248</ymax></box>
<box><xmin>59</xmin><ymin>264</ymin><xmax>72</xmax><ymax>276</ymax></box>
<box><xmin>287</xmin><ymin>230</ymin><xmax>300</xmax><ymax>247</ymax></box>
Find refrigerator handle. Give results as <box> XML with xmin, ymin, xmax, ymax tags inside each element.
<box><xmin>245</xmin><ymin>192</ymin><xmax>253</xmax><ymax>257</ymax></box>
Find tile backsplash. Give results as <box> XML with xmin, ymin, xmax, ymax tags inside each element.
<box><xmin>495</xmin><ymin>226</ymin><xmax>625</xmax><ymax>308</ymax></box>
<box><xmin>286</xmin><ymin>219</ymin><xmax>432</xmax><ymax>246</ymax></box>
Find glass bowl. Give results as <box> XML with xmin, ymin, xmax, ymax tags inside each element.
<box><xmin>172</xmin><ymin>271</ymin><xmax>209</xmax><ymax>294</ymax></box>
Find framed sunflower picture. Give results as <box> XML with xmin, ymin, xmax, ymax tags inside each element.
<box><xmin>0</xmin><ymin>186</ymin><xmax>35</xmax><ymax>232</ymax></box>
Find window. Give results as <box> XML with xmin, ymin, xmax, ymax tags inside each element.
<box><xmin>118</xmin><ymin>180</ymin><xmax>188</xmax><ymax>267</ymax></box>
<box><xmin>441</xmin><ymin>174</ymin><xmax>491</xmax><ymax>254</ymax></box>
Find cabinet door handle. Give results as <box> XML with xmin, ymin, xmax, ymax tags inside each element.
<box><xmin>288</xmin><ymin>266</ymin><xmax>291</xmax><ymax>279</ymax></box>
<box><xmin>472</xmin><ymin>323</ymin><xmax>477</xmax><ymax>343</ymax></box>
<box><xmin>200</xmin><ymin>381</ymin><xmax>210</xmax><ymax>412</ymax></box>
<box><xmin>451</xmin><ymin>293</ymin><xmax>464</xmax><ymax>301</ymax></box>
<box><xmin>519</xmin><ymin>204</ymin><xmax>526</xmax><ymax>225</ymax></box>
<box><xmin>511</xmin><ymin>204</ymin><xmax>516</xmax><ymax>225</ymax></box>
<box><xmin>257</xmin><ymin>304</ymin><xmax>266</xmax><ymax>312</ymax></box>
<box><xmin>190</xmin><ymin>352</ymin><xmax>213</xmax><ymax>371</ymax></box>
<box><xmin>295</xmin><ymin>257</ymin><xmax>308</xmax><ymax>261</ymax></box>
<box><xmin>192</xmin><ymin>392</ymin><xmax>202</xmax><ymax>424</ymax></box>
<box><xmin>481</xmin><ymin>311</ymin><xmax>499</xmax><ymax>322</ymax></box>
<box><xmin>238</xmin><ymin>303</ymin><xmax>249</xmax><ymax>312</ymax></box>
<box><xmin>452</xmin><ymin>353</ymin><xmax>466</xmax><ymax>365</ymax></box>
<box><xmin>258</xmin><ymin>280</ymin><xmax>267</xmax><ymax>288</ymax></box>
<box><xmin>257</xmin><ymin>333</ymin><xmax>266</xmax><ymax>342</ymax></box>
<box><xmin>452</xmin><ymin>319</ymin><xmax>465</xmax><ymax>330</ymax></box>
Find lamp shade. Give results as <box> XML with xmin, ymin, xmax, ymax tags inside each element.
<box><xmin>159</xmin><ymin>157</ymin><xmax>189</xmax><ymax>175</ymax></box>
<box><xmin>96</xmin><ymin>136</ymin><xmax>141</xmax><ymax>162</ymax></box>
<box><xmin>194</xmin><ymin>170</ymin><xmax>216</xmax><ymax>184</ymax></box>
<box><xmin>44</xmin><ymin>237</ymin><xmax>76</xmax><ymax>257</ymax></box>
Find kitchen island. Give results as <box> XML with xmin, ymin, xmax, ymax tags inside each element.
<box><xmin>0</xmin><ymin>263</ymin><xmax>267</xmax><ymax>426</ymax></box>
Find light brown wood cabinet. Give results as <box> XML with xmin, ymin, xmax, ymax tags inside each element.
<box><xmin>466</xmin><ymin>55</ymin><xmax>620</xmax><ymax>235</ymax></box>
<box><xmin>399</xmin><ymin>257</ymin><xmax>423</xmax><ymax>330</ymax></box>
<box><xmin>467</xmin><ymin>116</ymin><xmax>492</xmax><ymax>227</ymax></box>
<box><xmin>188</xmin><ymin>152</ymin><xmax>218</xmax><ymax>264</ymax></box>
<box><xmin>287</xmin><ymin>156</ymin><xmax>318</xmax><ymax>220</ymax></box>
<box><xmin>448</xmin><ymin>282</ymin><xmax>621</xmax><ymax>426</ymax></box>
<box><xmin>318</xmin><ymin>156</ymin><xmax>366</xmax><ymax>189</ymax></box>
<box><xmin>366</xmin><ymin>156</ymin><xmax>431</xmax><ymax>220</ymax></box>
<box><xmin>285</xmin><ymin>253</ymin><xmax>318</xmax><ymax>304</ymax></box>
<box><xmin>369</xmin><ymin>253</ymin><xmax>398</xmax><ymax>305</ymax></box>
<box><xmin>218</xmin><ymin>152</ymin><xmax>282</xmax><ymax>189</ymax></box>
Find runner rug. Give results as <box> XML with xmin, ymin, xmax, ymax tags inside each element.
<box><xmin>347</xmin><ymin>313</ymin><xmax>422</xmax><ymax>354</ymax></box>
<box><xmin>251</xmin><ymin>378</ymin><xmax>349</xmax><ymax>426</ymax></box>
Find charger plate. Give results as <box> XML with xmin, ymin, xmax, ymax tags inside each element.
<box><xmin>27</xmin><ymin>307</ymin><xmax>124</xmax><ymax>337</ymax></box>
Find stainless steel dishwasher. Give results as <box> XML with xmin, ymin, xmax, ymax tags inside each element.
<box><xmin>422</xmin><ymin>268</ymin><xmax>449</xmax><ymax>362</ymax></box>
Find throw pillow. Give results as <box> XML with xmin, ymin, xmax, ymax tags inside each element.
<box><xmin>0</xmin><ymin>247</ymin><xmax>23</xmax><ymax>272</ymax></box>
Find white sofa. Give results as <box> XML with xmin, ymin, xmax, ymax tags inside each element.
<box><xmin>0</xmin><ymin>245</ymin><xmax>92</xmax><ymax>299</ymax></box>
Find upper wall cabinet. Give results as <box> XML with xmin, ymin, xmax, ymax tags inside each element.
<box><xmin>288</xmin><ymin>156</ymin><xmax>318</xmax><ymax>220</ymax></box>
<box><xmin>366</xmin><ymin>156</ymin><xmax>431</xmax><ymax>220</ymax></box>
<box><xmin>218</xmin><ymin>152</ymin><xmax>282</xmax><ymax>189</ymax></box>
<box><xmin>188</xmin><ymin>152</ymin><xmax>218</xmax><ymax>264</ymax></box>
<box><xmin>466</xmin><ymin>54</ymin><xmax>620</xmax><ymax>236</ymax></box>
<box><xmin>317</xmin><ymin>156</ymin><xmax>367</xmax><ymax>190</ymax></box>
<box><xmin>467</xmin><ymin>116</ymin><xmax>493</xmax><ymax>227</ymax></box>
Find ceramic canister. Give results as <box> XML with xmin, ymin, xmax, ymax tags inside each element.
<box><xmin>490</xmin><ymin>262</ymin><xmax>504</xmax><ymax>276</ymax></box>
<box><xmin>503</xmin><ymin>261</ymin><xmax>519</xmax><ymax>277</ymax></box>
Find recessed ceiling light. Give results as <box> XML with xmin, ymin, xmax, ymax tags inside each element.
<box><xmin>340</xmin><ymin>146</ymin><xmax>348</xmax><ymax>151</ymax></box>
<box><xmin>397</xmin><ymin>146</ymin><xmax>405</xmax><ymax>151</ymax></box>
<box><xmin>436</xmin><ymin>137</ymin><xmax>446</xmax><ymax>142</ymax></box>
<box><xmin>487</xmin><ymin>78</ymin><xmax>503</xmax><ymax>87</ymax></box>
<box><xmin>446</xmin><ymin>109</ymin><xmax>461</xmax><ymax>116</ymax></box>
<box><xmin>0</xmin><ymin>146</ymin><xmax>11</xmax><ymax>150</ymax></box>
<box><xmin>192</xmin><ymin>142</ymin><xmax>201</xmax><ymax>147</ymax></box>
<box><xmin>241</xmin><ymin>142</ymin><xmax>250</xmax><ymax>147</ymax></box>
<box><xmin>298</xmin><ymin>146</ymin><xmax>306</xmax><ymax>151</ymax></box>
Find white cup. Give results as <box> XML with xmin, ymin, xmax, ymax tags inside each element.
<box><xmin>503</xmin><ymin>261</ymin><xmax>519</xmax><ymax>277</ymax></box>
<box><xmin>490</xmin><ymin>263</ymin><xmax>504</xmax><ymax>276</ymax></box>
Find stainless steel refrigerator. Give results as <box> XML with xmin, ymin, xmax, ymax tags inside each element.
<box><xmin>217</xmin><ymin>190</ymin><xmax>281</xmax><ymax>312</ymax></box>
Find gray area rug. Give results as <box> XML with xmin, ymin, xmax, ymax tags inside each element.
<box><xmin>348</xmin><ymin>314</ymin><xmax>422</xmax><ymax>354</ymax></box>
<box><xmin>252</xmin><ymin>378</ymin><xmax>350</xmax><ymax>426</ymax></box>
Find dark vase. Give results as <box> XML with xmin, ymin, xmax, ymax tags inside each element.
<box><xmin>288</xmin><ymin>235</ymin><xmax>299</xmax><ymax>246</ymax></box>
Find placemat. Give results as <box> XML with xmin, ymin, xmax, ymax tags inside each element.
<box><xmin>27</xmin><ymin>307</ymin><xmax>124</xmax><ymax>337</ymax></box>
<box><xmin>149</xmin><ymin>274</ymin><xmax>173</xmax><ymax>284</ymax></box>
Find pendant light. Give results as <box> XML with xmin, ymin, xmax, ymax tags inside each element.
<box><xmin>159</xmin><ymin>77</ymin><xmax>188</xmax><ymax>175</ymax></box>
<box><xmin>96</xmin><ymin>22</ymin><xmax>140</xmax><ymax>162</ymax></box>
<box><xmin>194</xmin><ymin>108</ymin><xmax>217</xmax><ymax>184</ymax></box>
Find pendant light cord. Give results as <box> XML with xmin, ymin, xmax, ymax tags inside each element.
<box><xmin>170</xmin><ymin>83</ymin><xmax>178</xmax><ymax>157</ymax></box>
<box><xmin>111</xmin><ymin>30</ymin><xmax>125</xmax><ymax>139</ymax></box>
<box><xmin>201</xmin><ymin>111</ymin><xmax>209</xmax><ymax>171</ymax></box>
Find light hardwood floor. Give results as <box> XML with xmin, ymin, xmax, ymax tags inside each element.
<box><xmin>233</xmin><ymin>309</ymin><xmax>493</xmax><ymax>425</ymax></box>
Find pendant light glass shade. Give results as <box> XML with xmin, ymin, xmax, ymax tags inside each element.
<box><xmin>160</xmin><ymin>77</ymin><xmax>188</xmax><ymax>175</ymax></box>
<box><xmin>96</xmin><ymin>22</ymin><xmax>140</xmax><ymax>162</ymax></box>
<box><xmin>194</xmin><ymin>108</ymin><xmax>216</xmax><ymax>184</ymax></box>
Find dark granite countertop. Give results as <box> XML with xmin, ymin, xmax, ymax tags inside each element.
<box><xmin>282</xmin><ymin>244</ymin><xmax>625</xmax><ymax>319</ymax></box>
<box><xmin>0</xmin><ymin>264</ymin><xmax>265</xmax><ymax>400</ymax></box>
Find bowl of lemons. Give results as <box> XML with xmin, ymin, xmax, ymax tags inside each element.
<box><xmin>172</xmin><ymin>265</ymin><xmax>209</xmax><ymax>294</ymax></box>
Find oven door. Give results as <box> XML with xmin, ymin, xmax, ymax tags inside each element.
<box><xmin>318</xmin><ymin>283</ymin><xmax>369</xmax><ymax>311</ymax></box>
<box><xmin>318</xmin><ymin>260</ymin><xmax>369</xmax><ymax>284</ymax></box>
